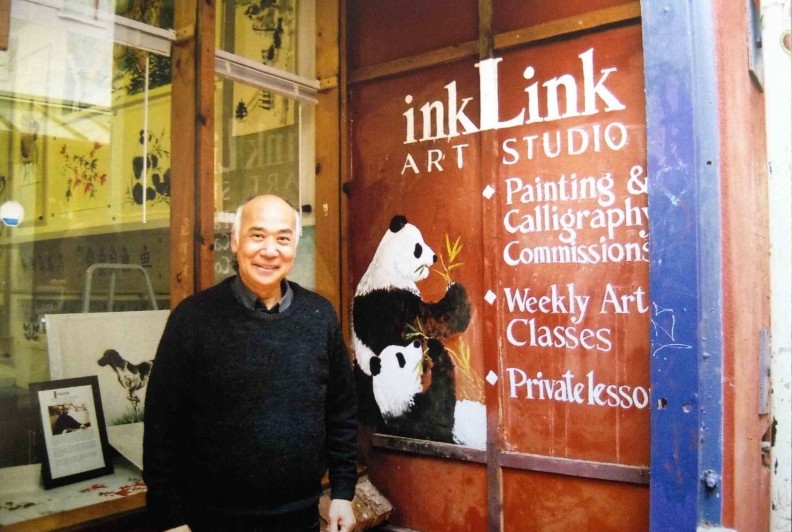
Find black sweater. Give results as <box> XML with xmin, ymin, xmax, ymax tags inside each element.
<box><xmin>143</xmin><ymin>278</ymin><xmax>358</xmax><ymax>529</ymax></box>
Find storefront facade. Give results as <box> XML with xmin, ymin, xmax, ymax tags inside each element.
<box><xmin>0</xmin><ymin>1</ymin><xmax>783</xmax><ymax>530</ymax></box>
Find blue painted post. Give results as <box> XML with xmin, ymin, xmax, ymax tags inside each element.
<box><xmin>640</xmin><ymin>1</ymin><xmax>724</xmax><ymax>530</ymax></box>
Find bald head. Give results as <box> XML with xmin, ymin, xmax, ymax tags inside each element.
<box><xmin>232</xmin><ymin>195</ymin><xmax>301</xmax><ymax>248</ymax></box>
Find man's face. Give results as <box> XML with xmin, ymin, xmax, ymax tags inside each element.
<box><xmin>231</xmin><ymin>196</ymin><xmax>297</xmax><ymax>303</ymax></box>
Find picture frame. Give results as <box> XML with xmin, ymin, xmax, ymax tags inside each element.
<box><xmin>29</xmin><ymin>376</ymin><xmax>114</xmax><ymax>489</ymax></box>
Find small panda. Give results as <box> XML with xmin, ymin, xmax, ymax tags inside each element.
<box><xmin>352</xmin><ymin>215</ymin><xmax>472</xmax><ymax>441</ymax></box>
<box><xmin>371</xmin><ymin>340</ymin><xmax>424</xmax><ymax>419</ymax></box>
<box><xmin>372</xmin><ymin>339</ymin><xmax>486</xmax><ymax>450</ymax></box>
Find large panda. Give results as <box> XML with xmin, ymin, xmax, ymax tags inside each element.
<box><xmin>373</xmin><ymin>340</ymin><xmax>486</xmax><ymax>450</ymax></box>
<box><xmin>352</xmin><ymin>215</ymin><xmax>471</xmax><ymax>443</ymax></box>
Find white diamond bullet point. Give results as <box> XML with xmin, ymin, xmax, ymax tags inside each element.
<box><xmin>484</xmin><ymin>290</ymin><xmax>497</xmax><ymax>305</ymax></box>
<box><xmin>486</xmin><ymin>371</ymin><xmax>498</xmax><ymax>385</ymax></box>
<box><xmin>482</xmin><ymin>185</ymin><xmax>496</xmax><ymax>199</ymax></box>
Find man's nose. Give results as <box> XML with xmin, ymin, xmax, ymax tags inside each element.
<box><xmin>259</xmin><ymin>237</ymin><xmax>278</xmax><ymax>255</ymax></box>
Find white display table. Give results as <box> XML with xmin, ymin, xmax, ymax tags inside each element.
<box><xmin>0</xmin><ymin>455</ymin><xmax>146</xmax><ymax>530</ymax></box>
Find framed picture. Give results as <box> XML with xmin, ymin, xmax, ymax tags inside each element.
<box><xmin>29</xmin><ymin>376</ymin><xmax>114</xmax><ymax>489</ymax></box>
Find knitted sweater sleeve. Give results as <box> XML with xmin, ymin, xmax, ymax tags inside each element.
<box><xmin>143</xmin><ymin>305</ymin><xmax>190</xmax><ymax>529</ymax></box>
<box><xmin>325</xmin><ymin>321</ymin><xmax>359</xmax><ymax>501</ymax></box>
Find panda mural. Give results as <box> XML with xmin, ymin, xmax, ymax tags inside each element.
<box><xmin>352</xmin><ymin>215</ymin><xmax>485</xmax><ymax>448</ymax></box>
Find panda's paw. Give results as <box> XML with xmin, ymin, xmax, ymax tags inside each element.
<box><xmin>444</xmin><ymin>283</ymin><xmax>471</xmax><ymax>331</ymax></box>
<box><xmin>426</xmin><ymin>339</ymin><xmax>453</xmax><ymax>369</ymax></box>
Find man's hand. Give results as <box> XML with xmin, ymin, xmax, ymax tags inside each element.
<box><xmin>328</xmin><ymin>498</ymin><xmax>356</xmax><ymax>532</ymax></box>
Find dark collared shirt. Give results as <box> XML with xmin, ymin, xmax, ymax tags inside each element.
<box><xmin>231</xmin><ymin>276</ymin><xmax>293</xmax><ymax>314</ymax></box>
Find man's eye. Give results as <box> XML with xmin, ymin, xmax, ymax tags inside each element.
<box><xmin>249</xmin><ymin>233</ymin><xmax>264</xmax><ymax>241</ymax></box>
<box><xmin>278</xmin><ymin>236</ymin><xmax>291</xmax><ymax>244</ymax></box>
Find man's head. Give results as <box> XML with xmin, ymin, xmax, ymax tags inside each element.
<box><xmin>231</xmin><ymin>195</ymin><xmax>301</xmax><ymax>306</ymax></box>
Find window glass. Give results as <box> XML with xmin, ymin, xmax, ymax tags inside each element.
<box><xmin>116</xmin><ymin>0</ymin><xmax>174</xmax><ymax>29</ymax></box>
<box><xmin>0</xmin><ymin>2</ymin><xmax>171</xmax><ymax>468</ymax></box>
<box><xmin>213</xmin><ymin>80</ymin><xmax>315</xmax><ymax>289</ymax></box>
<box><xmin>216</xmin><ymin>0</ymin><xmax>308</xmax><ymax>77</ymax></box>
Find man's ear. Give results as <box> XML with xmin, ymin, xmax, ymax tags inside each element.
<box><xmin>230</xmin><ymin>231</ymin><xmax>239</xmax><ymax>253</ymax></box>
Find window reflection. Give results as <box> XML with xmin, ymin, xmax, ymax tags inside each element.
<box><xmin>115</xmin><ymin>0</ymin><xmax>174</xmax><ymax>30</ymax></box>
<box><xmin>0</xmin><ymin>2</ymin><xmax>172</xmax><ymax>470</ymax></box>
<box><xmin>216</xmin><ymin>0</ymin><xmax>300</xmax><ymax>76</ymax></box>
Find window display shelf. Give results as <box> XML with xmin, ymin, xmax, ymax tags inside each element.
<box><xmin>0</xmin><ymin>455</ymin><xmax>146</xmax><ymax>531</ymax></box>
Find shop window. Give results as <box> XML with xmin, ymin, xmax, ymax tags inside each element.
<box><xmin>215</xmin><ymin>0</ymin><xmax>313</xmax><ymax>79</ymax></box>
<box><xmin>116</xmin><ymin>0</ymin><xmax>174</xmax><ymax>30</ymax></box>
<box><xmin>213</xmin><ymin>0</ymin><xmax>317</xmax><ymax>289</ymax></box>
<box><xmin>0</xmin><ymin>0</ymin><xmax>172</xmax><ymax>471</ymax></box>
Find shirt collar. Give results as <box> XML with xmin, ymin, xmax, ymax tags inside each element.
<box><xmin>232</xmin><ymin>276</ymin><xmax>293</xmax><ymax>313</ymax></box>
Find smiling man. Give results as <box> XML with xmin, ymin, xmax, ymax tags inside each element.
<box><xmin>144</xmin><ymin>195</ymin><xmax>358</xmax><ymax>532</ymax></box>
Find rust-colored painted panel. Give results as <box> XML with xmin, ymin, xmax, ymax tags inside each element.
<box><xmin>493</xmin><ymin>0</ymin><xmax>633</xmax><ymax>34</ymax></box>
<box><xmin>347</xmin><ymin>0</ymin><xmax>478</xmax><ymax>70</ymax></box>
<box><xmin>493</xmin><ymin>24</ymin><xmax>649</xmax><ymax>464</ymax></box>
<box><xmin>369</xmin><ymin>451</ymin><xmax>488</xmax><ymax>531</ymax></box>
<box><xmin>503</xmin><ymin>469</ymin><xmax>649</xmax><ymax>530</ymax></box>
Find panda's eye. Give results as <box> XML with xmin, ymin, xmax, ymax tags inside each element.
<box><xmin>414</xmin><ymin>243</ymin><xmax>422</xmax><ymax>258</ymax></box>
<box><xmin>396</xmin><ymin>352</ymin><xmax>406</xmax><ymax>368</ymax></box>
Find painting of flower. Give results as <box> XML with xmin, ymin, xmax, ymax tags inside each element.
<box><xmin>61</xmin><ymin>141</ymin><xmax>107</xmax><ymax>201</ymax></box>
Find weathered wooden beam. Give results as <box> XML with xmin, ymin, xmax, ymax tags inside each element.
<box><xmin>170</xmin><ymin>0</ymin><xmax>215</xmax><ymax>306</ymax></box>
<box><xmin>194</xmin><ymin>0</ymin><xmax>216</xmax><ymax>292</ymax></box>
<box><xmin>370</xmin><ymin>434</ymin><xmax>650</xmax><ymax>485</ymax></box>
<box><xmin>371</xmin><ymin>433</ymin><xmax>487</xmax><ymax>463</ymax></box>
<box><xmin>315</xmin><ymin>0</ymin><xmax>342</xmax><ymax>316</ymax></box>
<box><xmin>499</xmin><ymin>451</ymin><xmax>650</xmax><ymax>485</ymax></box>
<box><xmin>169</xmin><ymin>2</ymin><xmax>197</xmax><ymax>307</ymax></box>
<box><xmin>337</xmin><ymin>0</ymin><xmax>354</xmax><ymax>337</ymax></box>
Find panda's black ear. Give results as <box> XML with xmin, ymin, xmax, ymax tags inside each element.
<box><xmin>370</xmin><ymin>356</ymin><xmax>381</xmax><ymax>376</ymax></box>
<box><xmin>389</xmin><ymin>215</ymin><xmax>408</xmax><ymax>233</ymax></box>
<box><xmin>396</xmin><ymin>352</ymin><xmax>406</xmax><ymax>368</ymax></box>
